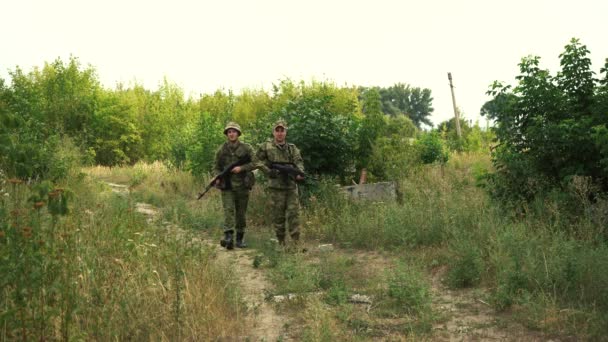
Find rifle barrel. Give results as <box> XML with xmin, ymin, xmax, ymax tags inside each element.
<box><xmin>197</xmin><ymin>155</ymin><xmax>251</xmax><ymax>200</ymax></box>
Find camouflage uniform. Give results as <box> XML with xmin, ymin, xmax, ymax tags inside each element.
<box><xmin>256</xmin><ymin>120</ymin><xmax>305</xmax><ymax>244</ymax></box>
<box><xmin>214</xmin><ymin>122</ymin><xmax>256</xmax><ymax>249</ymax></box>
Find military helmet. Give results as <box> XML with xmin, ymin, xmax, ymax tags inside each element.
<box><xmin>273</xmin><ymin>119</ymin><xmax>288</xmax><ymax>130</ymax></box>
<box><xmin>224</xmin><ymin>122</ymin><xmax>242</xmax><ymax>135</ymax></box>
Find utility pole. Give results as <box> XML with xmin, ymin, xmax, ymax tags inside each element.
<box><xmin>447</xmin><ymin>72</ymin><xmax>462</xmax><ymax>138</ymax></box>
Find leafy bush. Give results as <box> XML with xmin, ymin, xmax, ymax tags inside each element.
<box><xmin>47</xmin><ymin>136</ymin><xmax>84</xmax><ymax>181</ymax></box>
<box><xmin>186</xmin><ymin>112</ymin><xmax>225</xmax><ymax>176</ymax></box>
<box><xmin>483</xmin><ymin>38</ymin><xmax>608</xmax><ymax>205</ymax></box>
<box><xmin>446</xmin><ymin>238</ymin><xmax>484</xmax><ymax>288</ymax></box>
<box><xmin>276</xmin><ymin>94</ymin><xmax>359</xmax><ymax>178</ymax></box>
<box><xmin>368</xmin><ymin>135</ymin><xmax>420</xmax><ymax>181</ymax></box>
<box><xmin>416</xmin><ymin>131</ymin><xmax>449</xmax><ymax>164</ymax></box>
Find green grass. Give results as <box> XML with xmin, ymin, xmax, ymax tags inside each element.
<box><xmin>295</xmin><ymin>152</ymin><xmax>608</xmax><ymax>339</ymax></box>
<box><xmin>3</xmin><ymin>152</ymin><xmax>607</xmax><ymax>340</ymax></box>
<box><xmin>0</xmin><ymin>166</ymin><xmax>244</xmax><ymax>340</ymax></box>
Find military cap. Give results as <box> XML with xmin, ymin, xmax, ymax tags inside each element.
<box><xmin>224</xmin><ymin>122</ymin><xmax>242</xmax><ymax>135</ymax></box>
<box><xmin>273</xmin><ymin>119</ymin><xmax>288</xmax><ymax>130</ymax></box>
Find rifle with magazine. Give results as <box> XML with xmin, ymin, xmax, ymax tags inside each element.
<box><xmin>270</xmin><ymin>162</ymin><xmax>305</xmax><ymax>181</ymax></box>
<box><xmin>197</xmin><ymin>155</ymin><xmax>251</xmax><ymax>200</ymax></box>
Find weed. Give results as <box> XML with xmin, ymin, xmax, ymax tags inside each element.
<box><xmin>386</xmin><ymin>263</ymin><xmax>431</xmax><ymax>315</ymax></box>
<box><xmin>446</xmin><ymin>237</ymin><xmax>484</xmax><ymax>288</ymax></box>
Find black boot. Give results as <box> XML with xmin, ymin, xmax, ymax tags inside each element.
<box><xmin>220</xmin><ymin>231</ymin><xmax>234</xmax><ymax>250</ymax></box>
<box><xmin>236</xmin><ymin>232</ymin><xmax>247</xmax><ymax>248</ymax></box>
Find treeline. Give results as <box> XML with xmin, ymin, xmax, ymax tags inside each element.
<box><xmin>2</xmin><ymin>38</ymin><xmax>607</xmax><ymax>211</ymax></box>
<box><xmin>0</xmin><ymin>57</ymin><xmax>492</xmax><ymax>183</ymax></box>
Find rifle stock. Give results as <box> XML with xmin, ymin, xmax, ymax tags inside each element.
<box><xmin>197</xmin><ymin>155</ymin><xmax>252</xmax><ymax>200</ymax></box>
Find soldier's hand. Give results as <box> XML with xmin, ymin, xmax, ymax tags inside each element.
<box><xmin>231</xmin><ymin>166</ymin><xmax>242</xmax><ymax>174</ymax></box>
<box><xmin>268</xmin><ymin>169</ymin><xmax>280</xmax><ymax>178</ymax></box>
<box><xmin>296</xmin><ymin>175</ymin><xmax>304</xmax><ymax>181</ymax></box>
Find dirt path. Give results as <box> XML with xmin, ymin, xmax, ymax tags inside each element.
<box><xmin>106</xmin><ymin>182</ymin><xmax>287</xmax><ymax>341</ymax></box>
<box><xmin>106</xmin><ymin>182</ymin><xmax>552</xmax><ymax>341</ymax></box>
<box><xmin>213</xmin><ymin>242</ymin><xmax>287</xmax><ymax>341</ymax></box>
<box><xmin>429</xmin><ymin>266</ymin><xmax>547</xmax><ymax>341</ymax></box>
<box><xmin>342</xmin><ymin>250</ymin><xmax>552</xmax><ymax>342</ymax></box>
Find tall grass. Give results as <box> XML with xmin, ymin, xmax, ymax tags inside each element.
<box><xmin>302</xmin><ymin>152</ymin><xmax>608</xmax><ymax>338</ymax></box>
<box><xmin>0</xmin><ymin>166</ymin><xmax>243</xmax><ymax>340</ymax></box>
<box><xmin>4</xmin><ymin>153</ymin><xmax>607</xmax><ymax>339</ymax></box>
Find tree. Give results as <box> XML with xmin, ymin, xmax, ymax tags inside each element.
<box><xmin>90</xmin><ymin>90</ymin><xmax>143</xmax><ymax>165</ymax></box>
<box><xmin>232</xmin><ymin>88</ymin><xmax>272</xmax><ymax>130</ymax></box>
<box><xmin>416</xmin><ymin>132</ymin><xmax>449</xmax><ymax>165</ymax></box>
<box><xmin>187</xmin><ymin>112</ymin><xmax>225</xmax><ymax>176</ymax></box>
<box><xmin>357</xmin><ymin>88</ymin><xmax>387</xmax><ymax>168</ymax></box>
<box><xmin>0</xmin><ymin>58</ymin><xmax>98</xmax><ymax>179</ymax></box>
<box><xmin>359</xmin><ymin>83</ymin><xmax>434</xmax><ymax>128</ymax></box>
<box><xmin>482</xmin><ymin>38</ymin><xmax>608</xmax><ymax>204</ymax></box>
<box><xmin>273</xmin><ymin>92</ymin><xmax>359</xmax><ymax>178</ymax></box>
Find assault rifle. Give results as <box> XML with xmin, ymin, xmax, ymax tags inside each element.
<box><xmin>197</xmin><ymin>155</ymin><xmax>251</xmax><ymax>200</ymax></box>
<box><xmin>271</xmin><ymin>162</ymin><xmax>305</xmax><ymax>180</ymax></box>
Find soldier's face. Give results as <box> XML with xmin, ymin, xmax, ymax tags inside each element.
<box><xmin>226</xmin><ymin>129</ymin><xmax>240</xmax><ymax>142</ymax></box>
<box><xmin>273</xmin><ymin>127</ymin><xmax>286</xmax><ymax>143</ymax></box>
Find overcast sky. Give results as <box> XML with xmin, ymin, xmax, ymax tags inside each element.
<box><xmin>2</xmin><ymin>0</ymin><xmax>607</xmax><ymax>126</ymax></box>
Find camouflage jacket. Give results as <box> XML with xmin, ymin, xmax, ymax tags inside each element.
<box><xmin>213</xmin><ymin>141</ymin><xmax>256</xmax><ymax>190</ymax></box>
<box><xmin>256</xmin><ymin>140</ymin><xmax>304</xmax><ymax>190</ymax></box>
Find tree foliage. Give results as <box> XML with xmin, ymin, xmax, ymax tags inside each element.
<box><xmin>357</xmin><ymin>88</ymin><xmax>387</xmax><ymax>168</ymax></box>
<box><xmin>0</xmin><ymin>57</ymin><xmax>436</xmax><ymax>184</ymax></box>
<box><xmin>0</xmin><ymin>57</ymin><xmax>98</xmax><ymax>179</ymax></box>
<box><xmin>187</xmin><ymin>112</ymin><xmax>225</xmax><ymax>177</ymax></box>
<box><xmin>363</xmin><ymin>83</ymin><xmax>434</xmax><ymax>128</ymax></box>
<box><xmin>437</xmin><ymin>117</ymin><xmax>494</xmax><ymax>152</ymax></box>
<box><xmin>272</xmin><ymin>87</ymin><xmax>359</xmax><ymax>178</ymax></box>
<box><xmin>482</xmin><ymin>38</ymin><xmax>608</xmax><ymax>204</ymax></box>
<box><xmin>91</xmin><ymin>90</ymin><xmax>143</xmax><ymax>165</ymax></box>
<box><xmin>416</xmin><ymin>132</ymin><xmax>449</xmax><ymax>165</ymax></box>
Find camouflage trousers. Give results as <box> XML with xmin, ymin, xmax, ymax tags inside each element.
<box><xmin>221</xmin><ymin>188</ymin><xmax>250</xmax><ymax>234</ymax></box>
<box><xmin>268</xmin><ymin>188</ymin><xmax>300</xmax><ymax>242</ymax></box>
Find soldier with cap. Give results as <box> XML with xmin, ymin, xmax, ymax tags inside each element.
<box><xmin>214</xmin><ymin>122</ymin><xmax>256</xmax><ymax>249</ymax></box>
<box><xmin>256</xmin><ymin>119</ymin><xmax>305</xmax><ymax>247</ymax></box>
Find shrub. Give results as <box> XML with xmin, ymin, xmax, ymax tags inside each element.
<box><xmin>446</xmin><ymin>238</ymin><xmax>484</xmax><ymax>288</ymax></box>
<box><xmin>387</xmin><ymin>264</ymin><xmax>431</xmax><ymax>315</ymax></box>
<box><xmin>186</xmin><ymin>112</ymin><xmax>225</xmax><ymax>176</ymax></box>
<box><xmin>416</xmin><ymin>132</ymin><xmax>449</xmax><ymax>165</ymax></box>
<box><xmin>482</xmin><ymin>39</ymin><xmax>608</xmax><ymax>205</ymax></box>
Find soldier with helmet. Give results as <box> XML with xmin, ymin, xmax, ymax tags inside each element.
<box><xmin>214</xmin><ymin>122</ymin><xmax>256</xmax><ymax>249</ymax></box>
<box><xmin>256</xmin><ymin>119</ymin><xmax>305</xmax><ymax>247</ymax></box>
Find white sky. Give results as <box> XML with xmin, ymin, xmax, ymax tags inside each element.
<box><xmin>1</xmin><ymin>0</ymin><xmax>607</xmax><ymax>126</ymax></box>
